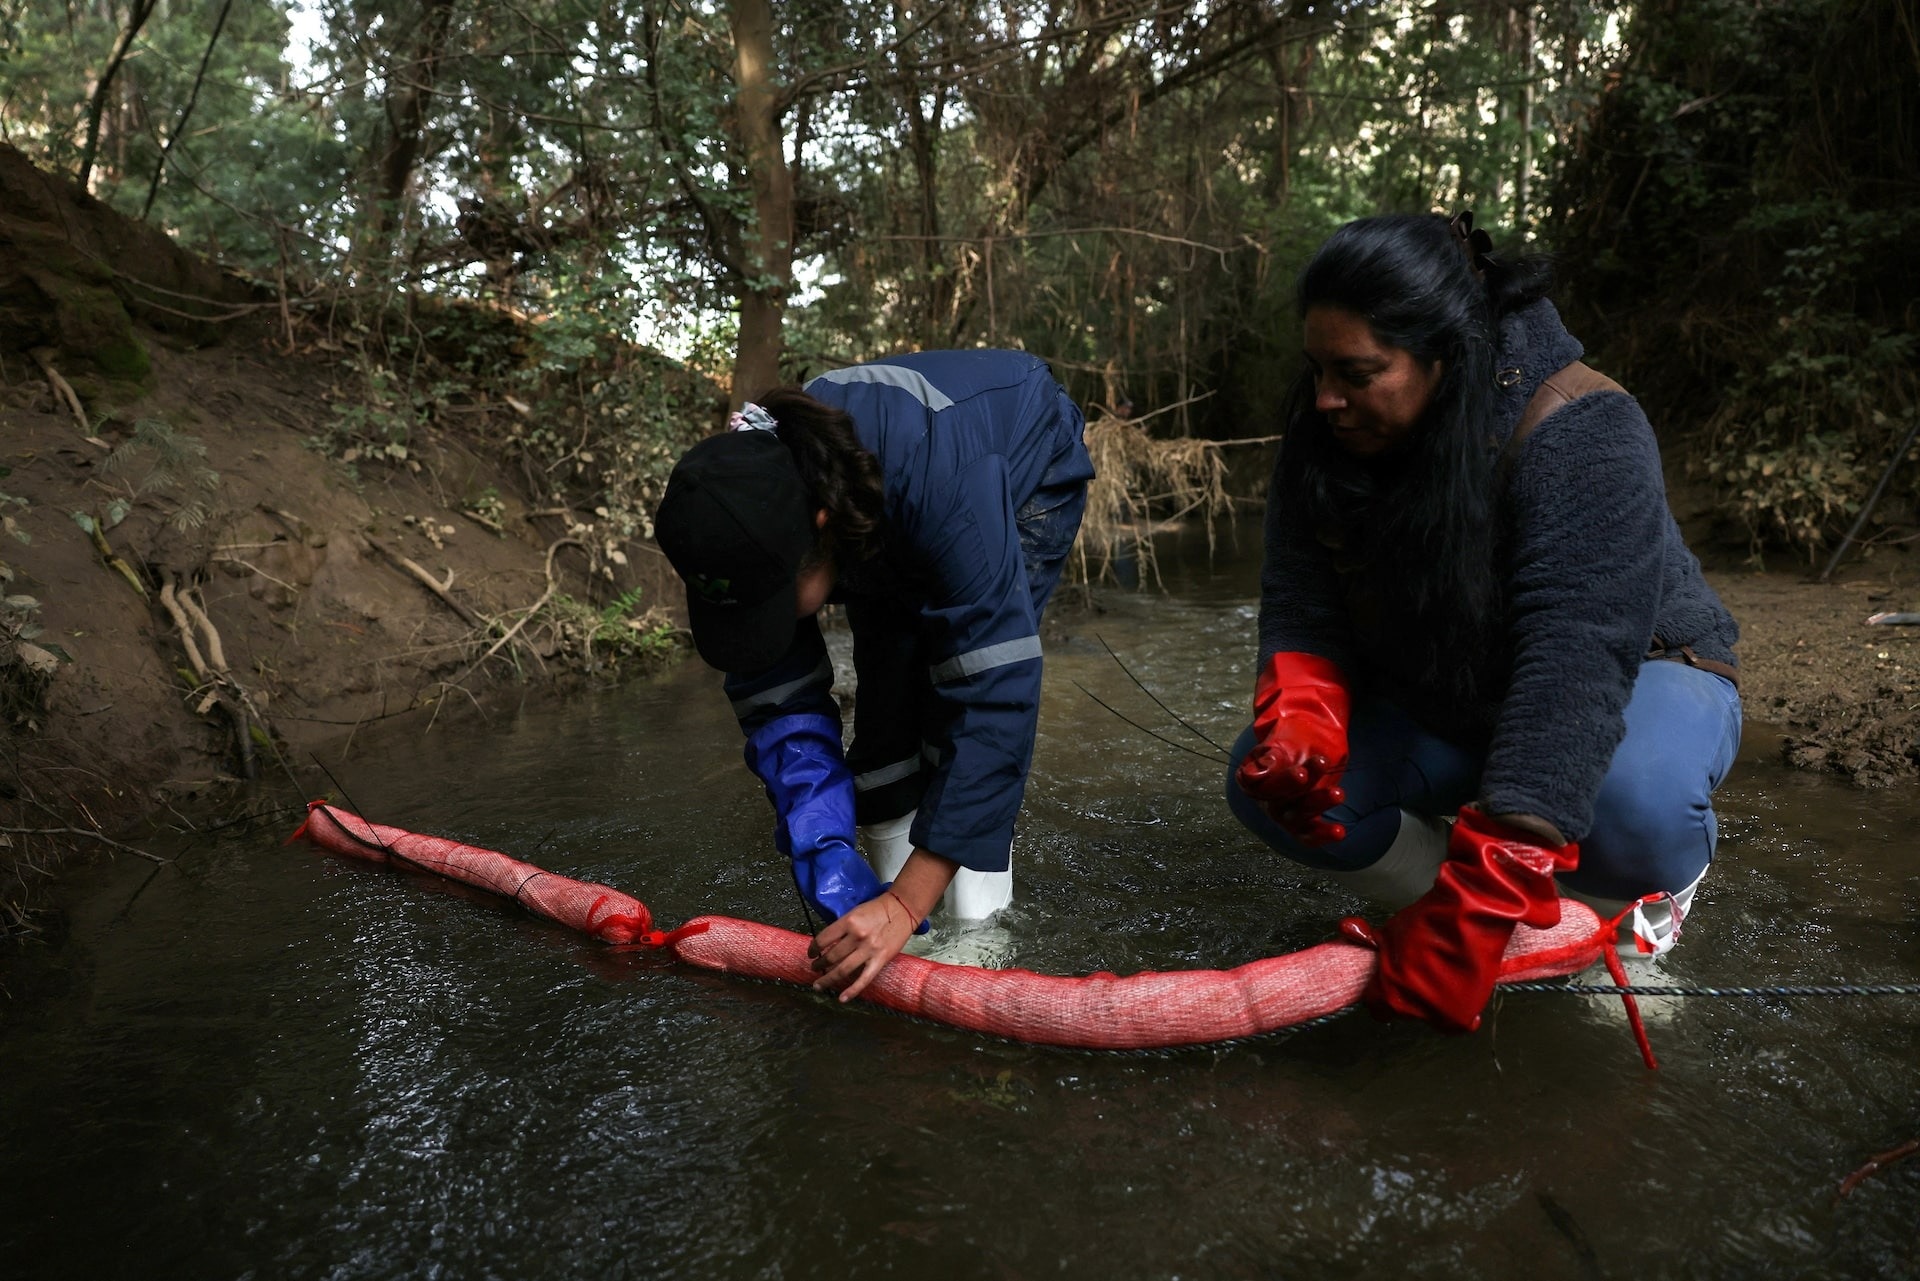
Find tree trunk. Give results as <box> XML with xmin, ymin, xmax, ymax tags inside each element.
<box><xmin>356</xmin><ymin>0</ymin><xmax>459</xmax><ymax>269</ymax></box>
<box><xmin>77</xmin><ymin>0</ymin><xmax>158</xmax><ymax>191</ymax></box>
<box><xmin>1516</xmin><ymin>3</ymin><xmax>1536</xmax><ymax>232</ymax></box>
<box><xmin>727</xmin><ymin>0</ymin><xmax>792</xmax><ymax>407</ymax></box>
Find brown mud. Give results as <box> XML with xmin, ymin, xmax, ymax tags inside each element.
<box><xmin>2</xmin><ymin>143</ymin><xmax>1917</xmax><ymax>943</ymax></box>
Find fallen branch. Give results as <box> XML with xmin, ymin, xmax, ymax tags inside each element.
<box><xmin>365</xmin><ymin>535</ymin><xmax>484</xmax><ymax>628</ymax></box>
<box><xmin>459</xmin><ymin>508</ymin><xmax>505</xmax><ymax>535</ymax></box>
<box><xmin>211</xmin><ymin>554</ymin><xmax>300</xmax><ymax>594</ymax></box>
<box><xmin>444</xmin><ymin>537</ymin><xmax>585</xmax><ymax>688</ymax></box>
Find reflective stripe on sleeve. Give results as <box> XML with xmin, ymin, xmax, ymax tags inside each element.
<box><xmin>729</xmin><ymin>657</ymin><xmax>834</xmax><ymax>717</ymax></box>
<box><xmin>806</xmin><ymin>364</ymin><xmax>956</xmax><ymax>411</ymax></box>
<box><xmin>927</xmin><ymin>635</ymin><xmax>1043</xmax><ymax>685</ymax></box>
<box><xmin>853</xmin><ymin>755</ymin><xmax>922</xmax><ymax>792</ymax></box>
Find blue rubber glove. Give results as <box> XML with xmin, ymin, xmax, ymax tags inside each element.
<box><xmin>744</xmin><ymin>714</ymin><xmax>891</xmax><ymax>924</ymax></box>
<box><xmin>791</xmin><ymin>836</ymin><xmax>886</xmax><ymax>922</ymax></box>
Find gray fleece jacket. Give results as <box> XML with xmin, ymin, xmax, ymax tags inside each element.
<box><xmin>1256</xmin><ymin>299</ymin><xmax>1739</xmax><ymax>842</ymax></box>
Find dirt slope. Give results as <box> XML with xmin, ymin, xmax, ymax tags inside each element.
<box><xmin>0</xmin><ymin>145</ymin><xmax>684</xmax><ymax>934</ymax></box>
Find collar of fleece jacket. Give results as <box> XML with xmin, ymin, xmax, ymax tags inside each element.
<box><xmin>1491</xmin><ymin>298</ymin><xmax>1588</xmax><ymax>438</ymax></box>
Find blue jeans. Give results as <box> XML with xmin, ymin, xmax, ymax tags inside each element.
<box><xmin>1225</xmin><ymin>660</ymin><xmax>1743</xmax><ymax>899</ymax></box>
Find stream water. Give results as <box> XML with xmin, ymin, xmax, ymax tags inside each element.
<box><xmin>2</xmin><ymin>523</ymin><xmax>1916</xmax><ymax>1279</ymax></box>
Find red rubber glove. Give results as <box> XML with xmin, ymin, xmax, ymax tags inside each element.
<box><xmin>1234</xmin><ymin>652</ymin><xmax>1351</xmax><ymax>845</ymax></box>
<box><xmin>1339</xmin><ymin>806</ymin><xmax>1579</xmax><ymax>1033</ymax></box>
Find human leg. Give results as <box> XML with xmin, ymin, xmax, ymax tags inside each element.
<box><xmin>1227</xmin><ymin>695</ymin><xmax>1479</xmax><ymax>907</ymax></box>
<box><xmin>1558</xmin><ymin>661</ymin><xmax>1742</xmax><ymax>955</ymax></box>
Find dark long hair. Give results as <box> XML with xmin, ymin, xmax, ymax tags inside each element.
<box><xmin>756</xmin><ymin>385</ymin><xmax>887</xmax><ymax>564</ymax></box>
<box><xmin>1278</xmin><ymin>213</ymin><xmax>1553</xmax><ymax>714</ymax></box>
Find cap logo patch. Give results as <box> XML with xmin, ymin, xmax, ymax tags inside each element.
<box><xmin>692</xmin><ymin>574</ymin><xmax>734</xmax><ymax>602</ymax></box>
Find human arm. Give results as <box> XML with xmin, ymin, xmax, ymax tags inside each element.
<box><xmin>1237</xmin><ymin>453</ymin><xmax>1360</xmax><ymax>841</ymax></box>
<box><xmin>728</xmin><ymin>620</ymin><xmax>886</xmax><ymax>924</ymax></box>
<box><xmin>898</xmin><ymin>453</ymin><xmax>1046</xmax><ymax>874</ymax></box>
<box><xmin>807</xmin><ymin>846</ymin><xmax>958</xmax><ymax>1001</ymax></box>
<box><xmin>1341</xmin><ymin>805</ymin><xmax>1579</xmax><ymax>1031</ymax></box>
<box><xmin>1480</xmin><ymin>392</ymin><xmax>1668</xmax><ymax>838</ymax></box>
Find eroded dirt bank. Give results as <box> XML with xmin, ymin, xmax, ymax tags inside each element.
<box><xmin>1</xmin><ymin>326</ymin><xmax>685</xmax><ymax>928</ymax></box>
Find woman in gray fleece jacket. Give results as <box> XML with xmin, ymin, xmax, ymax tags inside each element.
<box><xmin>1226</xmin><ymin>213</ymin><xmax>1741</xmax><ymax>1034</ymax></box>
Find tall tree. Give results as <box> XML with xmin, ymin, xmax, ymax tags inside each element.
<box><xmin>727</xmin><ymin>0</ymin><xmax>792</xmax><ymax>403</ymax></box>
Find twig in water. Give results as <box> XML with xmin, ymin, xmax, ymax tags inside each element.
<box><xmin>1839</xmin><ymin>1137</ymin><xmax>1920</xmax><ymax>1198</ymax></box>
<box><xmin>1095</xmin><ymin>633</ymin><xmax>1233</xmax><ymax>756</ymax></box>
<box><xmin>1072</xmin><ymin>680</ymin><xmax>1229</xmax><ymax>765</ymax></box>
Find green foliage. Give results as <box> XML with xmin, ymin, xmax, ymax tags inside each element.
<box><xmin>498</xmin><ymin>268</ymin><xmax>715</xmax><ymax>553</ymax></box>
<box><xmin>101</xmin><ymin>419</ymin><xmax>221</xmax><ymax>531</ymax></box>
<box><xmin>1702</xmin><ymin>433</ymin><xmax>1868</xmax><ymax>562</ymax></box>
<box><xmin>315</xmin><ymin>350</ymin><xmax>433</xmax><ymax>464</ymax></box>
<box><xmin>1555</xmin><ymin>0</ymin><xmax>1919</xmax><ymax>555</ymax></box>
<box><xmin>304</xmin><ymin>277</ymin><xmax>712</xmax><ymax>573</ymax></box>
<box><xmin>541</xmin><ymin>586</ymin><xmax>676</xmax><ymax>672</ymax></box>
<box><xmin>789</xmin><ymin>1</ymin><xmax>1613</xmax><ymax>434</ymax></box>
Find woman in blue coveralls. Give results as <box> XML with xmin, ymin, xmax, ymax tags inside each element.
<box><xmin>653</xmin><ymin>350</ymin><xmax>1092</xmax><ymax>1002</ymax></box>
<box><xmin>1228</xmin><ymin>213</ymin><xmax>1742</xmax><ymax>1034</ymax></box>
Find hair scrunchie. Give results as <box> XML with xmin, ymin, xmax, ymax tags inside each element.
<box><xmin>1447</xmin><ymin>210</ymin><xmax>1497</xmax><ymax>278</ymax></box>
<box><xmin>728</xmin><ymin>402</ymin><xmax>779</xmax><ymax>433</ymax></box>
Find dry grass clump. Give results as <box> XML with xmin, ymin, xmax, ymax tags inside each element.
<box><xmin>1074</xmin><ymin>410</ymin><xmax>1237</xmax><ymax>587</ymax></box>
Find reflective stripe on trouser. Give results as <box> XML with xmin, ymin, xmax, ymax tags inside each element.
<box><xmin>859</xmin><ymin>810</ymin><xmax>1014</xmax><ymax>922</ymax></box>
<box><xmin>1226</xmin><ymin>660</ymin><xmax>1743</xmax><ymax>908</ymax></box>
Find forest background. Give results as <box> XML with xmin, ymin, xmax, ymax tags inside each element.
<box><xmin>0</xmin><ymin>0</ymin><xmax>1916</xmax><ymax>934</ymax></box>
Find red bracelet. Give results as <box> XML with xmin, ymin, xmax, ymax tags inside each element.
<box><xmin>885</xmin><ymin>889</ymin><xmax>920</xmax><ymax>931</ymax></box>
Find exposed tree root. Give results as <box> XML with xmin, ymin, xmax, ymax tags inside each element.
<box><xmin>156</xmin><ymin>578</ymin><xmax>277</xmax><ymax>782</ymax></box>
<box><xmin>28</xmin><ymin>347</ymin><xmax>90</xmax><ymax>435</ymax></box>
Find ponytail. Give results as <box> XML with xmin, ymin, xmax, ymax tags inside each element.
<box><xmin>755</xmin><ymin>386</ymin><xmax>887</xmax><ymax>564</ymax></box>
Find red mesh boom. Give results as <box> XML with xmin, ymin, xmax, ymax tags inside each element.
<box><xmin>291</xmin><ymin>801</ymin><xmax>1613</xmax><ymax>1051</ymax></box>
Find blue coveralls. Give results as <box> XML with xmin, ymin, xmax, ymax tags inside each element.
<box><xmin>725</xmin><ymin>351</ymin><xmax>1093</xmax><ymax>884</ymax></box>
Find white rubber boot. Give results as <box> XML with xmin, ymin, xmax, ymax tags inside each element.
<box><xmin>1561</xmin><ymin>871</ymin><xmax>1707</xmax><ymax>1028</ymax></box>
<box><xmin>942</xmin><ymin>858</ymin><xmax>1014</xmax><ymax>921</ymax></box>
<box><xmin>1560</xmin><ymin>868</ymin><xmax>1706</xmax><ymax>960</ymax></box>
<box><xmin>859</xmin><ymin>812</ymin><xmax>916</xmax><ymax>881</ymax></box>
<box><xmin>859</xmin><ymin>811</ymin><xmax>1014</xmax><ymax>922</ymax></box>
<box><xmin>1324</xmin><ymin>809</ymin><xmax>1449</xmax><ymax>910</ymax></box>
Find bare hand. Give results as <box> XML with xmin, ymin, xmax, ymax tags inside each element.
<box><xmin>806</xmin><ymin>847</ymin><xmax>957</xmax><ymax>1002</ymax></box>
<box><xmin>807</xmin><ymin>892</ymin><xmax>918</xmax><ymax>1002</ymax></box>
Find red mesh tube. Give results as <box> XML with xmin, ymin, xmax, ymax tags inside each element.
<box><xmin>292</xmin><ymin>801</ymin><xmax>662</xmax><ymax>945</ymax></box>
<box><xmin>291</xmin><ymin>802</ymin><xmax>1612</xmax><ymax>1051</ymax></box>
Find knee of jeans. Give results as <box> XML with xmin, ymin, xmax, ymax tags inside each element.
<box><xmin>1575</xmin><ymin>783</ymin><xmax>1714</xmax><ymax>898</ymax></box>
<box><xmin>1225</xmin><ymin>740</ymin><xmax>1395</xmax><ymax>871</ymax></box>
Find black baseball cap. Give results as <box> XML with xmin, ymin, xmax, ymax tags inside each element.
<box><xmin>653</xmin><ymin>430</ymin><xmax>816</xmax><ymax>674</ymax></box>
